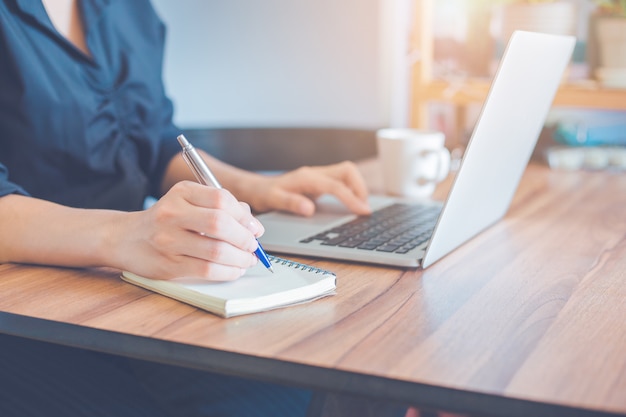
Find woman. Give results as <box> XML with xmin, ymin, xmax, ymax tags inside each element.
<box><xmin>0</xmin><ymin>1</ymin><xmax>381</xmax><ymax>416</ymax></box>
<box><xmin>0</xmin><ymin>0</ymin><xmax>371</xmax><ymax>281</ymax></box>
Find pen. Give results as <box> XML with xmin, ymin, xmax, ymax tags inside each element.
<box><xmin>177</xmin><ymin>134</ymin><xmax>274</xmax><ymax>273</ymax></box>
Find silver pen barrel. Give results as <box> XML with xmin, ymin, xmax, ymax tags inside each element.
<box><xmin>177</xmin><ymin>134</ymin><xmax>222</xmax><ymax>188</ymax></box>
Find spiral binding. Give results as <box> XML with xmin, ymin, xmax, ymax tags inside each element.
<box><xmin>268</xmin><ymin>255</ymin><xmax>334</xmax><ymax>275</ymax></box>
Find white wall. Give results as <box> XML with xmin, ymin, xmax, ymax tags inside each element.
<box><xmin>151</xmin><ymin>0</ymin><xmax>408</xmax><ymax>129</ymax></box>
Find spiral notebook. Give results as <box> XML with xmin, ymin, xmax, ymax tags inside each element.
<box><xmin>121</xmin><ymin>256</ymin><xmax>336</xmax><ymax>318</ymax></box>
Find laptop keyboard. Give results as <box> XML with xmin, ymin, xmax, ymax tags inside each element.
<box><xmin>299</xmin><ymin>203</ymin><xmax>441</xmax><ymax>254</ymax></box>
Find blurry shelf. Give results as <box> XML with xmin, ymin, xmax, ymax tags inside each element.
<box><xmin>409</xmin><ymin>0</ymin><xmax>626</xmax><ymax>136</ymax></box>
<box><xmin>419</xmin><ymin>79</ymin><xmax>626</xmax><ymax>109</ymax></box>
<box><xmin>552</xmin><ymin>83</ymin><xmax>626</xmax><ymax>109</ymax></box>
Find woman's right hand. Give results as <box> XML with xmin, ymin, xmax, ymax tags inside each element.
<box><xmin>114</xmin><ymin>181</ymin><xmax>263</xmax><ymax>281</ymax></box>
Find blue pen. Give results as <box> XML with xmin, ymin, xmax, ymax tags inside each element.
<box><xmin>177</xmin><ymin>134</ymin><xmax>275</xmax><ymax>273</ymax></box>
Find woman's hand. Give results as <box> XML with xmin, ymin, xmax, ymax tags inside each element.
<box><xmin>240</xmin><ymin>161</ymin><xmax>372</xmax><ymax>217</ymax></box>
<box><xmin>163</xmin><ymin>153</ymin><xmax>371</xmax><ymax>218</ymax></box>
<box><xmin>114</xmin><ymin>181</ymin><xmax>263</xmax><ymax>282</ymax></box>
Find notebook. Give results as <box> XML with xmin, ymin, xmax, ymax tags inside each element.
<box><xmin>256</xmin><ymin>31</ymin><xmax>576</xmax><ymax>268</ymax></box>
<box><xmin>121</xmin><ymin>255</ymin><xmax>336</xmax><ymax>318</ymax></box>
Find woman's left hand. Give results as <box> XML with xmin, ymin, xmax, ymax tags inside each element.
<box><xmin>242</xmin><ymin>161</ymin><xmax>371</xmax><ymax>217</ymax></box>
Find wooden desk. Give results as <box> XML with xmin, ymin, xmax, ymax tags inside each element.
<box><xmin>1</xmin><ymin>164</ymin><xmax>625</xmax><ymax>417</ymax></box>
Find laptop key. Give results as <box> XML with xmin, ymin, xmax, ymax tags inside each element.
<box><xmin>301</xmin><ymin>203</ymin><xmax>441</xmax><ymax>253</ymax></box>
<box><xmin>376</xmin><ymin>244</ymin><xmax>401</xmax><ymax>252</ymax></box>
<box><xmin>357</xmin><ymin>243</ymin><xmax>380</xmax><ymax>250</ymax></box>
<box><xmin>338</xmin><ymin>238</ymin><xmax>368</xmax><ymax>248</ymax></box>
<box><xmin>320</xmin><ymin>236</ymin><xmax>349</xmax><ymax>246</ymax></box>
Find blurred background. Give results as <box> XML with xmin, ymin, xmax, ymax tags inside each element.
<box><xmin>152</xmin><ymin>0</ymin><xmax>626</xmax><ymax>171</ymax></box>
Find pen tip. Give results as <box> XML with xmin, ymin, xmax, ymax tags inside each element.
<box><xmin>269</xmin><ymin>266</ymin><xmax>275</xmax><ymax>274</ymax></box>
<box><xmin>177</xmin><ymin>134</ymin><xmax>190</xmax><ymax>147</ymax></box>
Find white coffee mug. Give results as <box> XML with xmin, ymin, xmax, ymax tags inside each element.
<box><xmin>376</xmin><ymin>128</ymin><xmax>451</xmax><ymax>198</ymax></box>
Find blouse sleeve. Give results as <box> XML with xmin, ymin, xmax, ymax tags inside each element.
<box><xmin>0</xmin><ymin>162</ymin><xmax>29</xmax><ymax>198</ymax></box>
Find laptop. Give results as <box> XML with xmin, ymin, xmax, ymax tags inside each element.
<box><xmin>257</xmin><ymin>31</ymin><xmax>576</xmax><ymax>268</ymax></box>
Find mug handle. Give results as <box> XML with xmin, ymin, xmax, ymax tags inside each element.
<box><xmin>415</xmin><ymin>148</ymin><xmax>451</xmax><ymax>184</ymax></box>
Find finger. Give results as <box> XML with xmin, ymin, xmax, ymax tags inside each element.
<box><xmin>145</xmin><ymin>213</ymin><xmax>259</xmax><ymax>268</ymax></box>
<box><xmin>175</xmin><ymin>254</ymin><xmax>252</xmax><ymax>282</ymax></box>
<box><xmin>175</xmin><ymin>182</ymin><xmax>257</xmax><ymax>228</ymax></box>
<box><xmin>239</xmin><ymin>202</ymin><xmax>265</xmax><ymax>237</ymax></box>
<box><xmin>160</xmin><ymin>227</ymin><xmax>259</xmax><ymax>269</ymax></box>
<box><xmin>295</xmin><ymin>174</ymin><xmax>371</xmax><ymax>215</ymax></box>
<box><xmin>166</xmin><ymin>182</ymin><xmax>259</xmax><ymax>249</ymax></box>
<box><xmin>188</xmin><ymin>235</ymin><xmax>259</xmax><ymax>270</ymax></box>
<box><xmin>270</xmin><ymin>188</ymin><xmax>317</xmax><ymax>216</ymax></box>
<box><xmin>188</xmin><ymin>208</ymin><xmax>259</xmax><ymax>253</ymax></box>
<box><xmin>324</xmin><ymin>161</ymin><xmax>370</xmax><ymax>202</ymax></box>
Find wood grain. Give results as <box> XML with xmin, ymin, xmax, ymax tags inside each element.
<box><xmin>1</xmin><ymin>164</ymin><xmax>625</xmax><ymax>416</ymax></box>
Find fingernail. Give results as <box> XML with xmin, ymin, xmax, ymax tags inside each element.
<box><xmin>300</xmin><ymin>200</ymin><xmax>315</xmax><ymax>217</ymax></box>
<box><xmin>248</xmin><ymin>239</ymin><xmax>259</xmax><ymax>253</ymax></box>
<box><xmin>246</xmin><ymin>220</ymin><xmax>261</xmax><ymax>234</ymax></box>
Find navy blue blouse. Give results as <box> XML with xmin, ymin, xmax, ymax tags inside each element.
<box><xmin>0</xmin><ymin>0</ymin><xmax>181</xmax><ymax>211</ymax></box>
